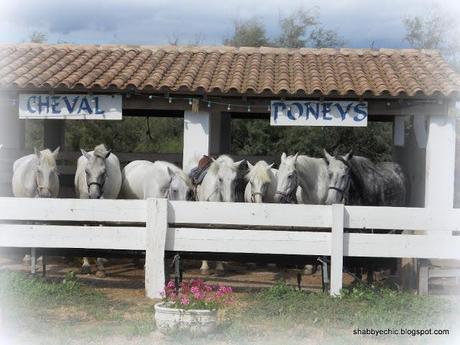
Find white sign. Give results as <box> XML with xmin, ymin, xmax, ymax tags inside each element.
<box><xmin>270</xmin><ymin>100</ymin><xmax>368</xmax><ymax>127</ymax></box>
<box><xmin>19</xmin><ymin>94</ymin><xmax>122</xmax><ymax>120</ymax></box>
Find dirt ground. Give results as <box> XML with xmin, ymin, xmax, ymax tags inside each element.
<box><xmin>0</xmin><ymin>254</ymin><xmax>335</xmax><ymax>298</ymax></box>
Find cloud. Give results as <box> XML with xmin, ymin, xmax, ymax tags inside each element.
<box><xmin>0</xmin><ymin>0</ymin><xmax>459</xmax><ymax>47</ymax></box>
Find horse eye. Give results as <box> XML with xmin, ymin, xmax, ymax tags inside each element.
<box><xmin>219</xmin><ymin>177</ymin><xmax>223</xmax><ymax>183</ymax></box>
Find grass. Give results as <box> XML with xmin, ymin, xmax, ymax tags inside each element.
<box><xmin>0</xmin><ymin>271</ymin><xmax>458</xmax><ymax>345</ymax></box>
<box><xmin>0</xmin><ymin>270</ymin><xmax>156</xmax><ymax>344</ymax></box>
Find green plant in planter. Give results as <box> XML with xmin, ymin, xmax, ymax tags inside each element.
<box><xmin>155</xmin><ymin>279</ymin><xmax>235</xmax><ymax>336</ymax></box>
<box><xmin>161</xmin><ymin>279</ymin><xmax>234</xmax><ymax>310</ymax></box>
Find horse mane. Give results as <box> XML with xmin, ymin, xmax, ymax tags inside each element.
<box><xmin>348</xmin><ymin>156</ymin><xmax>380</xmax><ymax>183</ymax></box>
<box><xmin>161</xmin><ymin>161</ymin><xmax>193</xmax><ymax>189</ymax></box>
<box><xmin>93</xmin><ymin>144</ymin><xmax>109</xmax><ymax>158</ymax></box>
<box><xmin>245</xmin><ymin>161</ymin><xmax>272</xmax><ymax>184</ymax></box>
<box><xmin>38</xmin><ymin>149</ymin><xmax>57</xmax><ymax>167</ymax></box>
<box><xmin>208</xmin><ymin>155</ymin><xmax>236</xmax><ymax>176</ymax></box>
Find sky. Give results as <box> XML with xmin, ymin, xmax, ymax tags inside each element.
<box><xmin>0</xmin><ymin>0</ymin><xmax>459</xmax><ymax>48</ymax></box>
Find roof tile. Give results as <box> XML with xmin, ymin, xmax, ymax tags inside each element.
<box><xmin>0</xmin><ymin>43</ymin><xmax>459</xmax><ymax>97</ymax></box>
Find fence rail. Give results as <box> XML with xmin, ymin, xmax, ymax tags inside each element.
<box><xmin>1</xmin><ymin>197</ymin><xmax>459</xmax><ymax>298</ymax></box>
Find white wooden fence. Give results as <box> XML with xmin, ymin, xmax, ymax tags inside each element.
<box><xmin>1</xmin><ymin>197</ymin><xmax>460</xmax><ymax>298</ymax></box>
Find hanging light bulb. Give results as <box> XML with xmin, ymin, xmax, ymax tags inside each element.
<box><xmin>247</xmin><ymin>105</ymin><xmax>251</xmax><ymax>112</ymax></box>
<box><xmin>267</xmin><ymin>104</ymin><xmax>271</xmax><ymax>112</ymax></box>
<box><xmin>227</xmin><ymin>104</ymin><xmax>231</xmax><ymax>111</ymax></box>
<box><xmin>169</xmin><ymin>97</ymin><xmax>172</xmax><ymax>103</ymax></box>
<box><xmin>148</xmin><ymin>95</ymin><xmax>153</xmax><ymax>100</ymax></box>
<box><xmin>189</xmin><ymin>98</ymin><xmax>193</xmax><ymax>105</ymax></box>
<box><xmin>207</xmin><ymin>101</ymin><xmax>211</xmax><ymax>108</ymax></box>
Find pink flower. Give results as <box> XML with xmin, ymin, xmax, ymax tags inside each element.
<box><xmin>166</xmin><ymin>280</ymin><xmax>176</xmax><ymax>289</ymax></box>
<box><xmin>180</xmin><ymin>296</ymin><xmax>190</xmax><ymax>305</ymax></box>
<box><xmin>193</xmin><ymin>291</ymin><xmax>205</xmax><ymax>300</ymax></box>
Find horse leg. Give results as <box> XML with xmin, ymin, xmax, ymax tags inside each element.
<box><xmin>95</xmin><ymin>258</ymin><xmax>107</xmax><ymax>278</ymax></box>
<box><xmin>200</xmin><ymin>260</ymin><xmax>210</xmax><ymax>275</ymax></box>
<box><xmin>303</xmin><ymin>264</ymin><xmax>315</xmax><ymax>275</ymax></box>
<box><xmin>366</xmin><ymin>264</ymin><xmax>374</xmax><ymax>284</ymax></box>
<box><xmin>81</xmin><ymin>257</ymin><xmax>91</xmax><ymax>274</ymax></box>
<box><xmin>215</xmin><ymin>261</ymin><xmax>225</xmax><ymax>277</ymax></box>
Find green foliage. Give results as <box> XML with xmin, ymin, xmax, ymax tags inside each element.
<box><xmin>232</xmin><ymin>118</ymin><xmax>393</xmax><ymax>162</ymax></box>
<box><xmin>403</xmin><ymin>7</ymin><xmax>460</xmax><ymax>71</ymax></box>
<box><xmin>309</xmin><ymin>27</ymin><xmax>345</xmax><ymax>48</ymax></box>
<box><xmin>24</xmin><ymin>120</ymin><xmax>44</xmax><ymax>150</ymax></box>
<box><xmin>65</xmin><ymin>116</ymin><xmax>183</xmax><ymax>153</ymax></box>
<box><xmin>276</xmin><ymin>9</ymin><xmax>317</xmax><ymax>48</ymax></box>
<box><xmin>29</xmin><ymin>31</ymin><xmax>47</xmax><ymax>43</ymax></box>
<box><xmin>224</xmin><ymin>18</ymin><xmax>269</xmax><ymax>47</ymax></box>
<box><xmin>0</xmin><ymin>270</ymin><xmax>104</xmax><ymax>308</ymax></box>
<box><xmin>239</xmin><ymin>281</ymin><xmax>454</xmax><ymax>330</ymax></box>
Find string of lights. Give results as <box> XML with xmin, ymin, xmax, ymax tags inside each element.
<box><xmin>142</xmin><ymin>92</ymin><xmax>272</xmax><ymax>112</ymax></box>
<box><xmin>1</xmin><ymin>92</ymin><xmax>274</xmax><ymax>112</ymax></box>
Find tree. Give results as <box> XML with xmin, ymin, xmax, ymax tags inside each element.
<box><xmin>224</xmin><ymin>18</ymin><xmax>269</xmax><ymax>47</ymax></box>
<box><xmin>403</xmin><ymin>8</ymin><xmax>459</xmax><ymax>70</ymax></box>
<box><xmin>309</xmin><ymin>27</ymin><xmax>345</xmax><ymax>49</ymax></box>
<box><xmin>29</xmin><ymin>31</ymin><xmax>47</xmax><ymax>43</ymax></box>
<box><xmin>276</xmin><ymin>9</ymin><xmax>317</xmax><ymax>48</ymax></box>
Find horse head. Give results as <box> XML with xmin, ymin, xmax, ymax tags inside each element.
<box><xmin>81</xmin><ymin>144</ymin><xmax>111</xmax><ymax>199</ymax></box>
<box><xmin>274</xmin><ymin>152</ymin><xmax>299</xmax><ymax>203</ymax></box>
<box><xmin>167</xmin><ymin>166</ymin><xmax>193</xmax><ymax>201</ymax></box>
<box><xmin>34</xmin><ymin>147</ymin><xmax>60</xmax><ymax>198</ymax></box>
<box><xmin>246</xmin><ymin>161</ymin><xmax>274</xmax><ymax>203</ymax></box>
<box><xmin>212</xmin><ymin>155</ymin><xmax>243</xmax><ymax>202</ymax></box>
<box><xmin>324</xmin><ymin>149</ymin><xmax>353</xmax><ymax>204</ymax></box>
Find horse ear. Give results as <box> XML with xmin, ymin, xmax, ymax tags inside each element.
<box><xmin>323</xmin><ymin>149</ymin><xmax>333</xmax><ymax>164</ymax></box>
<box><xmin>293</xmin><ymin>152</ymin><xmax>299</xmax><ymax>162</ymax></box>
<box><xmin>52</xmin><ymin>146</ymin><xmax>60</xmax><ymax>159</ymax></box>
<box><xmin>105</xmin><ymin>149</ymin><xmax>112</xmax><ymax>159</ymax></box>
<box><xmin>233</xmin><ymin>160</ymin><xmax>244</xmax><ymax>169</ymax></box>
<box><xmin>281</xmin><ymin>152</ymin><xmax>287</xmax><ymax>162</ymax></box>
<box><xmin>80</xmin><ymin>149</ymin><xmax>91</xmax><ymax>160</ymax></box>
<box><xmin>166</xmin><ymin>166</ymin><xmax>175</xmax><ymax>178</ymax></box>
<box><xmin>344</xmin><ymin>149</ymin><xmax>354</xmax><ymax>161</ymax></box>
<box><xmin>268</xmin><ymin>163</ymin><xmax>274</xmax><ymax>169</ymax></box>
<box><xmin>34</xmin><ymin>147</ymin><xmax>41</xmax><ymax>159</ymax></box>
<box><xmin>247</xmin><ymin>161</ymin><xmax>254</xmax><ymax>170</ymax></box>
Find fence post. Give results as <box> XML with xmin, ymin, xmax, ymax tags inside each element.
<box><xmin>330</xmin><ymin>203</ymin><xmax>344</xmax><ymax>296</ymax></box>
<box><xmin>417</xmin><ymin>258</ymin><xmax>429</xmax><ymax>295</ymax></box>
<box><xmin>145</xmin><ymin>198</ymin><xmax>168</xmax><ymax>299</ymax></box>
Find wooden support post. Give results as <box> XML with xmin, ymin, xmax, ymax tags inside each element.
<box><xmin>182</xmin><ymin>111</ymin><xmax>210</xmax><ymax>173</ymax></box>
<box><xmin>42</xmin><ymin>255</ymin><xmax>47</xmax><ymax>277</ymax></box>
<box><xmin>145</xmin><ymin>198</ymin><xmax>168</xmax><ymax>299</ymax></box>
<box><xmin>393</xmin><ymin>116</ymin><xmax>406</xmax><ymax>147</ymax></box>
<box><xmin>418</xmin><ymin>259</ymin><xmax>429</xmax><ymax>295</ymax></box>
<box><xmin>30</xmin><ymin>247</ymin><xmax>36</xmax><ymax>275</ymax></box>
<box><xmin>330</xmin><ymin>203</ymin><xmax>344</xmax><ymax>296</ymax></box>
<box><xmin>425</xmin><ymin>115</ymin><xmax>456</xmax><ymax>211</ymax></box>
<box><xmin>421</xmin><ymin>114</ymin><xmax>456</xmax><ymax>294</ymax></box>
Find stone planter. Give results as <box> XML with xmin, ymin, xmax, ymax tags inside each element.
<box><xmin>154</xmin><ymin>302</ymin><xmax>218</xmax><ymax>336</ymax></box>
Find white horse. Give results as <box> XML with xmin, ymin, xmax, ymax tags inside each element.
<box><xmin>275</xmin><ymin>152</ymin><xmax>329</xmax><ymax>205</ymax></box>
<box><xmin>12</xmin><ymin>147</ymin><xmax>60</xmax><ymax>265</ymax></box>
<box><xmin>244</xmin><ymin>161</ymin><xmax>277</xmax><ymax>203</ymax></box>
<box><xmin>275</xmin><ymin>152</ymin><xmax>329</xmax><ymax>275</ymax></box>
<box><xmin>121</xmin><ymin>160</ymin><xmax>192</xmax><ymax>200</ymax></box>
<box><xmin>74</xmin><ymin>144</ymin><xmax>122</xmax><ymax>277</ymax></box>
<box><xmin>196</xmin><ymin>155</ymin><xmax>243</xmax><ymax>274</ymax></box>
<box><xmin>12</xmin><ymin>147</ymin><xmax>60</xmax><ymax>198</ymax></box>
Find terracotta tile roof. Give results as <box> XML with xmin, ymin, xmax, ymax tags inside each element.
<box><xmin>1</xmin><ymin>43</ymin><xmax>460</xmax><ymax>98</ymax></box>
